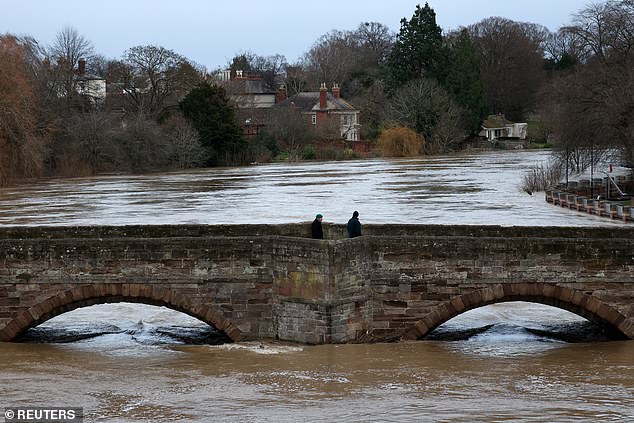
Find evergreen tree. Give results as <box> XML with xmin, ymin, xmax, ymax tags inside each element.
<box><xmin>179</xmin><ymin>82</ymin><xmax>247</xmax><ymax>166</ymax></box>
<box><xmin>442</xmin><ymin>29</ymin><xmax>487</xmax><ymax>133</ymax></box>
<box><xmin>385</xmin><ymin>3</ymin><xmax>443</xmax><ymax>91</ymax></box>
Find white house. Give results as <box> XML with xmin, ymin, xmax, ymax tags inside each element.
<box><xmin>75</xmin><ymin>58</ymin><xmax>106</xmax><ymax>104</ymax></box>
<box><xmin>479</xmin><ymin>114</ymin><xmax>527</xmax><ymax>141</ymax></box>
<box><xmin>216</xmin><ymin>70</ymin><xmax>277</xmax><ymax>109</ymax></box>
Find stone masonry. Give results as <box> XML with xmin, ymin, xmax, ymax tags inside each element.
<box><xmin>1</xmin><ymin>224</ymin><xmax>633</xmax><ymax>344</ymax></box>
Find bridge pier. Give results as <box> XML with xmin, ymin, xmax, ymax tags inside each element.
<box><xmin>1</xmin><ymin>224</ymin><xmax>634</xmax><ymax>344</ymax></box>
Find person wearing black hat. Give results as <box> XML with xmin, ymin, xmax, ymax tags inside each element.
<box><xmin>347</xmin><ymin>211</ymin><xmax>361</xmax><ymax>238</ymax></box>
<box><xmin>311</xmin><ymin>214</ymin><xmax>324</xmax><ymax>239</ymax></box>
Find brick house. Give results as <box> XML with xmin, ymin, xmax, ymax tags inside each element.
<box><xmin>276</xmin><ymin>83</ymin><xmax>361</xmax><ymax>141</ymax></box>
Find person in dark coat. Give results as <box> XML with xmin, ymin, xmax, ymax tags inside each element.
<box><xmin>347</xmin><ymin>211</ymin><xmax>361</xmax><ymax>238</ymax></box>
<box><xmin>311</xmin><ymin>214</ymin><xmax>324</xmax><ymax>239</ymax></box>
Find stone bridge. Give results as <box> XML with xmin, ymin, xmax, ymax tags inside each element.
<box><xmin>1</xmin><ymin>224</ymin><xmax>633</xmax><ymax>344</ymax></box>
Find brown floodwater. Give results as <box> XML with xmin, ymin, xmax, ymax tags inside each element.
<box><xmin>1</xmin><ymin>151</ymin><xmax>632</xmax><ymax>422</ymax></box>
<box><xmin>0</xmin><ymin>150</ymin><xmax>627</xmax><ymax>227</ymax></box>
<box><xmin>2</xmin><ymin>302</ymin><xmax>633</xmax><ymax>422</ymax></box>
<box><xmin>2</xmin><ymin>336</ymin><xmax>634</xmax><ymax>422</ymax></box>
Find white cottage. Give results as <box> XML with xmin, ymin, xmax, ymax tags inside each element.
<box><xmin>75</xmin><ymin>58</ymin><xmax>106</xmax><ymax>104</ymax></box>
<box><xmin>479</xmin><ymin>114</ymin><xmax>527</xmax><ymax>141</ymax></box>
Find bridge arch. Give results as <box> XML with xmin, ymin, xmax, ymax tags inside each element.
<box><xmin>0</xmin><ymin>284</ymin><xmax>245</xmax><ymax>342</ymax></box>
<box><xmin>402</xmin><ymin>283</ymin><xmax>632</xmax><ymax>341</ymax></box>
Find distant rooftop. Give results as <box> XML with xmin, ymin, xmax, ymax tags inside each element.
<box><xmin>277</xmin><ymin>92</ymin><xmax>358</xmax><ymax>113</ymax></box>
<box><xmin>482</xmin><ymin>114</ymin><xmax>516</xmax><ymax>129</ymax></box>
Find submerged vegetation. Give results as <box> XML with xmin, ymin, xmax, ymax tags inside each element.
<box><xmin>521</xmin><ymin>162</ymin><xmax>564</xmax><ymax>193</ymax></box>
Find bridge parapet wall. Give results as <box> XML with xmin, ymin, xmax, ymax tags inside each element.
<box><xmin>3</xmin><ymin>223</ymin><xmax>633</xmax><ymax>241</ymax></box>
<box><xmin>1</xmin><ymin>224</ymin><xmax>634</xmax><ymax>344</ymax></box>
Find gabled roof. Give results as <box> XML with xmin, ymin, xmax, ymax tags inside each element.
<box><xmin>277</xmin><ymin>92</ymin><xmax>358</xmax><ymax>113</ymax></box>
<box><xmin>481</xmin><ymin>114</ymin><xmax>515</xmax><ymax>129</ymax></box>
<box><xmin>222</xmin><ymin>78</ymin><xmax>276</xmax><ymax>95</ymax></box>
<box><xmin>75</xmin><ymin>73</ymin><xmax>105</xmax><ymax>81</ymax></box>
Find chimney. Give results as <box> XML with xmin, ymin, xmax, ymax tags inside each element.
<box><xmin>319</xmin><ymin>82</ymin><xmax>327</xmax><ymax>109</ymax></box>
<box><xmin>332</xmin><ymin>83</ymin><xmax>340</xmax><ymax>99</ymax></box>
<box><xmin>78</xmin><ymin>58</ymin><xmax>86</xmax><ymax>75</ymax></box>
<box><xmin>277</xmin><ymin>84</ymin><xmax>287</xmax><ymax>103</ymax></box>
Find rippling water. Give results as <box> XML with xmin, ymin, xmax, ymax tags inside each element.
<box><xmin>0</xmin><ymin>150</ymin><xmax>625</xmax><ymax>226</ymax></box>
<box><xmin>3</xmin><ymin>303</ymin><xmax>634</xmax><ymax>422</ymax></box>
<box><xmin>1</xmin><ymin>151</ymin><xmax>633</xmax><ymax>422</ymax></box>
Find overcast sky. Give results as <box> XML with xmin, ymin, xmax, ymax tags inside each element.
<box><xmin>2</xmin><ymin>0</ymin><xmax>589</xmax><ymax>69</ymax></box>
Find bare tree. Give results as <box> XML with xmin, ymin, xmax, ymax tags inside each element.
<box><xmin>543</xmin><ymin>28</ymin><xmax>584</xmax><ymax>68</ymax></box>
<box><xmin>0</xmin><ymin>35</ymin><xmax>49</xmax><ymax>185</ymax></box>
<box><xmin>385</xmin><ymin>77</ymin><xmax>466</xmax><ymax>153</ymax></box>
<box><xmin>116</xmin><ymin>114</ymin><xmax>171</xmax><ymax>171</ymax></box>
<box><xmin>300</xmin><ymin>22</ymin><xmax>394</xmax><ymax>93</ymax></box>
<box><xmin>57</xmin><ymin>111</ymin><xmax>120</xmax><ymax>175</ymax></box>
<box><xmin>47</xmin><ymin>26</ymin><xmax>94</xmax><ymax>102</ymax></box>
<box><xmin>227</xmin><ymin>51</ymin><xmax>287</xmax><ymax>88</ymax></box>
<box><xmin>117</xmin><ymin>45</ymin><xmax>203</xmax><ymax>117</ymax></box>
<box><xmin>563</xmin><ymin>0</ymin><xmax>634</xmax><ymax>65</ymax></box>
<box><xmin>468</xmin><ymin>17</ymin><xmax>548</xmax><ymax>120</ymax></box>
<box><xmin>301</xmin><ymin>30</ymin><xmax>356</xmax><ymax>90</ymax></box>
<box><xmin>348</xmin><ymin>78</ymin><xmax>388</xmax><ymax>140</ymax></box>
<box><xmin>268</xmin><ymin>107</ymin><xmax>312</xmax><ymax>157</ymax></box>
<box><xmin>162</xmin><ymin>116</ymin><xmax>205</xmax><ymax>169</ymax></box>
<box><xmin>283</xmin><ymin>64</ymin><xmax>308</xmax><ymax>97</ymax></box>
<box><xmin>354</xmin><ymin>22</ymin><xmax>394</xmax><ymax>65</ymax></box>
<box><xmin>550</xmin><ymin>0</ymin><xmax>634</xmax><ymax>170</ymax></box>
<box><xmin>315</xmin><ymin>115</ymin><xmax>342</xmax><ymax>142</ymax></box>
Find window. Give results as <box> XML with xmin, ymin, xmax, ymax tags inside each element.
<box><xmin>311</xmin><ymin>114</ymin><xmax>317</xmax><ymax>125</ymax></box>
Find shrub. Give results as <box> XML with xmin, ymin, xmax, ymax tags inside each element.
<box><xmin>315</xmin><ymin>146</ymin><xmax>344</xmax><ymax>160</ymax></box>
<box><xmin>300</xmin><ymin>144</ymin><xmax>316</xmax><ymax>160</ymax></box>
<box><xmin>521</xmin><ymin>161</ymin><xmax>563</xmax><ymax>193</ymax></box>
<box><xmin>375</xmin><ymin>126</ymin><xmax>424</xmax><ymax>157</ymax></box>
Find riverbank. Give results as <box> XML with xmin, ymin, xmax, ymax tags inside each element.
<box><xmin>545</xmin><ymin>176</ymin><xmax>634</xmax><ymax>223</ymax></box>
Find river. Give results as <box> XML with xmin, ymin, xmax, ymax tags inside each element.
<box><xmin>0</xmin><ymin>150</ymin><xmax>626</xmax><ymax>227</ymax></box>
<box><xmin>1</xmin><ymin>150</ymin><xmax>633</xmax><ymax>422</ymax></box>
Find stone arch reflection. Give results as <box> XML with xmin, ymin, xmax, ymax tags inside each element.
<box><xmin>2</xmin><ymin>284</ymin><xmax>243</xmax><ymax>343</ymax></box>
<box><xmin>19</xmin><ymin>302</ymin><xmax>234</xmax><ymax>345</ymax></box>
<box><xmin>402</xmin><ymin>284</ymin><xmax>631</xmax><ymax>341</ymax></box>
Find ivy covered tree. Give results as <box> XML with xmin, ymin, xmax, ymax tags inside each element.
<box><xmin>385</xmin><ymin>2</ymin><xmax>444</xmax><ymax>91</ymax></box>
<box><xmin>179</xmin><ymin>82</ymin><xmax>248</xmax><ymax>166</ymax></box>
<box><xmin>441</xmin><ymin>29</ymin><xmax>487</xmax><ymax>133</ymax></box>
